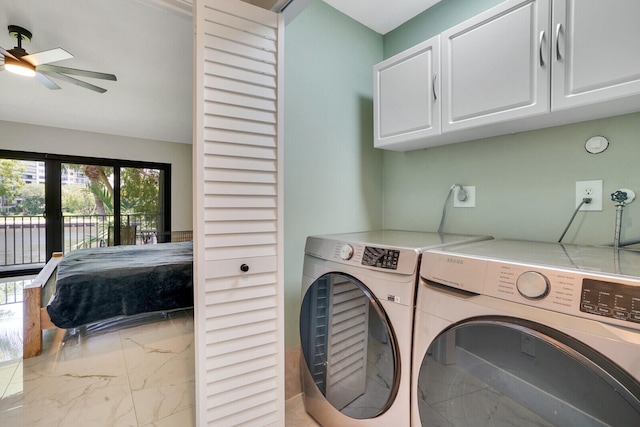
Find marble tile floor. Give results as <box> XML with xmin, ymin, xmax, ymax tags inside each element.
<box><xmin>286</xmin><ymin>394</ymin><xmax>320</xmax><ymax>427</ymax></box>
<box><xmin>0</xmin><ymin>307</ymin><xmax>319</xmax><ymax>427</ymax></box>
<box><xmin>0</xmin><ymin>310</ymin><xmax>195</xmax><ymax>427</ymax></box>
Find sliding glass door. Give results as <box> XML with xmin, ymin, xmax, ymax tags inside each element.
<box><xmin>0</xmin><ymin>156</ymin><xmax>47</xmax><ymax>271</ymax></box>
<box><xmin>1</xmin><ymin>150</ymin><xmax>170</xmax><ymax>277</ymax></box>
<box><xmin>120</xmin><ymin>167</ymin><xmax>163</xmax><ymax>245</ymax></box>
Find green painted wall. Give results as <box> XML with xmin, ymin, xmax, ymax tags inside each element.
<box><xmin>381</xmin><ymin>0</ymin><xmax>640</xmax><ymax>246</ymax></box>
<box><xmin>283</xmin><ymin>0</ymin><xmax>640</xmax><ymax>350</ymax></box>
<box><xmin>384</xmin><ymin>0</ymin><xmax>503</xmax><ymax>57</ymax></box>
<box><xmin>283</xmin><ymin>0</ymin><xmax>383</xmax><ymax>347</ymax></box>
<box><xmin>382</xmin><ymin>112</ymin><xmax>640</xmax><ymax>245</ymax></box>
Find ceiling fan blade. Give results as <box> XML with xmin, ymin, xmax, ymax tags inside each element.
<box><xmin>0</xmin><ymin>45</ymin><xmax>18</xmax><ymax>60</ymax></box>
<box><xmin>22</xmin><ymin>48</ymin><xmax>73</xmax><ymax>66</ymax></box>
<box><xmin>40</xmin><ymin>71</ymin><xmax>107</xmax><ymax>93</ymax></box>
<box><xmin>35</xmin><ymin>72</ymin><xmax>61</xmax><ymax>90</ymax></box>
<box><xmin>37</xmin><ymin>64</ymin><xmax>116</xmax><ymax>81</ymax></box>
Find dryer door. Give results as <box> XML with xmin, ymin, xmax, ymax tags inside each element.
<box><xmin>300</xmin><ymin>272</ymin><xmax>400</xmax><ymax>419</ymax></box>
<box><xmin>416</xmin><ymin>317</ymin><xmax>640</xmax><ymax>426</ymax></box>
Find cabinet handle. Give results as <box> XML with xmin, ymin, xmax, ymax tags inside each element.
<box><xmin>539</xmin><ymin>30</ymin><xmax>546</xmax><ymax>67</ymax></box>
<box><xmin>432</xmin><ymin>72</ymin><xmax>438</xmax><ymax>100</ymax></box>
<box><xmin>555</xmin><ymin>23</ymin><xmax>562</xmax><ymax>61</ymax></box>
<box><xmin>240</xmin><ymin>263</ymin><xmax>249</xmax><ymax>272</ymax></box>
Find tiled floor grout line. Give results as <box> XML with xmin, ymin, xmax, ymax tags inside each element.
<box><xmin>0</xmin><ymin>362</ymin><xmax>19</xmax><ymax>401</ymax></box>
<box><xmin>119</xmin><ymin>328</ymin><xmax>141</xmax><ymax>427</ymax></box>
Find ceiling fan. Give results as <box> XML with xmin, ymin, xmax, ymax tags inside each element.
<box><xmin>0</xmin><ymin>25</ymin><xmax>117</xmax><ymax>93</ymax></box>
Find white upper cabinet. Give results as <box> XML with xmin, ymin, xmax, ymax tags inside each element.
<box><xmin>374</xmin><ymin>0</ymin><xmax>640</xmax><ymax>151</ymax></box>
<box><xmin>374</xmin><ymin>36</ymin><xmax>440</xmax><ymax>150</ymax></box>
<box><xmin>551</xmin><ymin>0</ymin><xmax>640</xmax><ymax>110</ymax></box>
<box><xmin>441</xmin><ymin>0</ymin><xmax>550</xmax><ymax>132</ymax></box>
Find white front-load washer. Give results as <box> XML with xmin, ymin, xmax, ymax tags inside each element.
<box><xmin>411</xmin><ymin>239</ymin><xmax>640</xmax><ymax>426</ymax></box>
<box><xmin>299</xmin><ymin>230</ymin><xmax>491</xmax><ymax>427</ymax></box>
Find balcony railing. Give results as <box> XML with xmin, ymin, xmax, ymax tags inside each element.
<box><xmin>1</xmin><ymin>214</ymin><xmax>162</xmax><ymax>270</ymax></box>
<box><xmin>0</xmin><ymin>276</ymin><xmax>27</xmax><ymax>307</ymax></box>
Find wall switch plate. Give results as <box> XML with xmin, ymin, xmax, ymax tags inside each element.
<box><xmin>454</xmin><ymin>186</ymin><xmax>475</xmax><ymax>208</ymax></box>
<box><xmin>576</xmin><ymin>180</ymin><xmax>602</xmax><ymax>211</ymax></box>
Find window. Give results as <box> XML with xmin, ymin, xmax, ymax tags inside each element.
<box><xmin>0</xmin><ymin>149</ymin><xmax>171</xmax><ymax>277</ymax></box>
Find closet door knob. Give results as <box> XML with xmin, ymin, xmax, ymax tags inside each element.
<box><xmin>240</xmin><ymin>264</ymin><xmax>249</xmax><ymax>272</ymax></box>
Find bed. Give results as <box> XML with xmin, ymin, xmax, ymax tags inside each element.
<box><xmin>23</xmin><ymin>241</ymin><xmax>193</xmax><ymax>358</ymax></box>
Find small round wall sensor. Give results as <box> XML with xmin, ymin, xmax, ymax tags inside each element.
<box><xmin>585</xmin><ymin>136</ymin><xmax>609</xmax><ymax>154</ymax></box>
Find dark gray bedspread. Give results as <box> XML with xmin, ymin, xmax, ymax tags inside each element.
<box><xmin>47</xmin><ymin>242</ymin><xmax>193</xmax><ymax>329</ymax></box>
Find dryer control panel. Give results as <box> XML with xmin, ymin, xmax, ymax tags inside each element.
<box><xmin>305</xmin><ymin>235</ymin><xmax>420</xmax><ymax>275</ymax></box>
<box><xmin>362</xmin><ymin>246</ymin><xmax>400</xmax><ymax>270</ymax></box>
<box><xmin>338</xmin><ymin>243</ymin><xmax>400</xmax><ymax>269</ymax></box>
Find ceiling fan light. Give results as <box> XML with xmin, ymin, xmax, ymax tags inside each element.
<box><xmin>4</xmin><ymin>56</ymin><xmax>36</xmax><ymax>77</ymax></box>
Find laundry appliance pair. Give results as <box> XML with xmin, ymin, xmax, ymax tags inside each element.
<box><xmin>300</xmin><ymin>232</ymin><xmax>640</xmax><ymax>426</ymax></box>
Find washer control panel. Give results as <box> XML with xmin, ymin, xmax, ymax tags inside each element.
<box><xmin>484</xmin><ymin>263</ymin><xmax>583</xmax><ymax>312</ymax></box>
<box><xmin>485</xmin><ymin>264</ymin><xmax>640</xmax><ymax>328</ymax></box>
<box><xmin>421</xmin><ymin>248</ymin><xmax>640</xmax><ymax>330</ymax></box>
<box><xmin>580</xmin><ymin>278</ymin><xmax>640</xmax><ymax>324</ymax></box>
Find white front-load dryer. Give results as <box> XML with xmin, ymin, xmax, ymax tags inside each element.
<box><xmin>412</xmin><ymin>239</ymin><xmax>640</xmax><ymax>426</ymax></box>
<box><xmin>299</xmin><ymin>230</ymin><xmax>491</xmax><ymax>427</ymax></box>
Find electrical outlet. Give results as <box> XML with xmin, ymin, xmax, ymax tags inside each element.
<box><xmin>454</xmin><ymin>186</ymin><xmax>475</xmax><ymax>208</ymax></box>
<box><xmin>576</xmin><ymin>180</ymin><xmax>602</xmax><ymax>211</ymax></box>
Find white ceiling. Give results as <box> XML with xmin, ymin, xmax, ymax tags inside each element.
<box><xmin>324</xmin><ymin>0</ymin><xmax>440</xmax><ymax>35</ymax></box>
<box><xmin>0</xmin><ymin>0</ymin><xmax>438</xmax><ymax>145</ymax></box>
<box><xmin>0</xmin><ymin>0</ymin><xmax>193</xmax><ymax>144</ymax></box>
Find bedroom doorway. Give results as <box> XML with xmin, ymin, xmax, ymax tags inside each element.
<box><xmin>0</xmin><ymin>150</ymin><xmax>171</xmax><ymax>278</ymax></box>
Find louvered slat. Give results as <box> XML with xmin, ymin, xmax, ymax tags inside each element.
<box><xmin>205</xmin><ymin>208</ymin><xmax>277</xmax><ymax>221</ymax></box>
<box><xmin>205</xmin><ymin>169</ymin><xmax>277</xmax><ymax>184</ymax></box>
<box><xmin>205</xmin><ymin>76</ymin><xmax>276</xmax><ymax>100</ymax></box>
<box><xmin>206</xmin><ymin>245</ymin><xmax>277</xmax><ymax>260</ymax></box>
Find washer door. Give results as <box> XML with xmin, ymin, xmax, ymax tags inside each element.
<box><xmin>416</xmin><ymin>317</ymin><xmax>640</xmax><ymax>426</ymax></box>
<box><xmin>300</xmin><ymin>272</ymin><xmax>399</xmax><ymax>419</ymax></box>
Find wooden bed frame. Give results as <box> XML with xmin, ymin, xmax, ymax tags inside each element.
<box><xmin>23</xmin><ymin>252</ymin><xmax>64</xmax><ymax>359</ymax></box>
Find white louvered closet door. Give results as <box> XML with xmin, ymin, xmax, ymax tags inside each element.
<box><xmin>193</xmin><ymin>0</ymin><xmax>284</xmax><ymax>426</ymax></box>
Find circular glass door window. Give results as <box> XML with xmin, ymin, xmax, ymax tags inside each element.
<box><xmin>299</xmin><ymin>272</ymin><xmax>399</xmax><ymax>419</ymax></box>
<box><xmin>416</xmin><ymin>318</ymin><xmax>640</xmax><ymax>426</ymax></box>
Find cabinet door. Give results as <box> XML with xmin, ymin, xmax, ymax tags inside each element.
<box><xmin>441</xmin><ymin>0</ymin><xmax>550</xmax><ymax>132</ymax></box>
<box><xmin>374</xmin><ymin>35</ymin><xmax>440</xmax><ymax>150</ymax></box>
<box><xmin>552</xmin><ymin>0</ymin><xmax>640</xmax><ymax>111</ymax></box>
